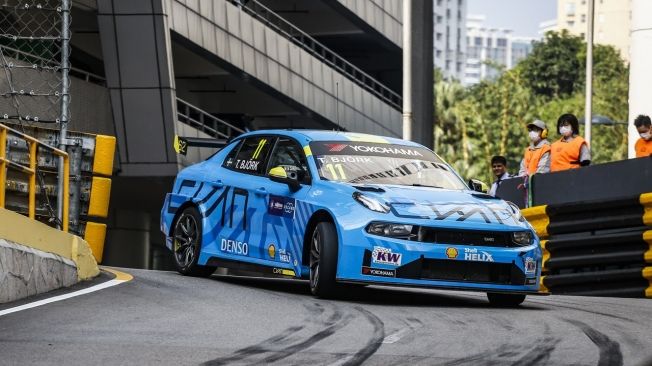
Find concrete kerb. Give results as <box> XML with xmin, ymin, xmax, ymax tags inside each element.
<box><xmin>0</xmin><ymin>208</ymin><xmax>100</xmax><ymax>282</ymax></box>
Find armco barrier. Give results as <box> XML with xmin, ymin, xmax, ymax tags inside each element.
<box><xmin>522</xmin><ymin>194</ymin><xmax>652</xmax><ymax>298</ymax></box>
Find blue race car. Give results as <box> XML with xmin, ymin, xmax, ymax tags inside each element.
<box><xmin>161</xmin><ymin>130</ymin><xmax>542</xmax><ymax>306</ymax></box>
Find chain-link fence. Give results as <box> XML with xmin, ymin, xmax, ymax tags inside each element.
<box><xmin>0</xmin><ymin>0</ymin><xmax>67</xmax><ymax>124</ymax></box>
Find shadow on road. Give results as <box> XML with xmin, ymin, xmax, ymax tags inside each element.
<box><xmin>209</xmin><ymin>274</ymin><xmax>548</xmax><ymax>311</ymax></box>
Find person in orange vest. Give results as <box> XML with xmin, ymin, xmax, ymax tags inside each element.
<box><xmin>518</xmin><ymin>119</ymin><xmax>551</xmax><ymax>176</ymax></box>
<box><xmin>550</xmin><ymin>113</ymin><xmax>591</xmax><ymax>172</ymax></box>
<box><xmin>634</xmin><ymin>115</ymin><xmax>652</xmax><ymax>158</ymax></box>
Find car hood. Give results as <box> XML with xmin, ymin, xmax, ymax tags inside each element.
<box><xmin>353</xmin><ymin>184</ymin><xmax>527</xmax><ymax>229</ymax></box>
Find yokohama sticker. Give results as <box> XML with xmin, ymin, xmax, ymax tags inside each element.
<box><xmin>362</xmin><ymin>266</ymin><xmax>396</xmax><ymax>278</ymax></box>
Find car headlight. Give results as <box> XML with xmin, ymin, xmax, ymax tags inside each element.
<box><xmin>366</xmin><ymin>222</ymin><xmax>415</xmax><ymax>239</ymax></box>
<box><xmin>512</xmin><ymin>231</ymin><xmax>533</xmax><ymax>246</ymax></box>
<box><xmin>353</xmin><ymin>192</ymin><xmax>390</xmax><ymax>213</ymax></box>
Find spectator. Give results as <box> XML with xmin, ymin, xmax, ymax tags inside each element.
<box><xmin>634</xmin><ymin>115</ymin><xmax>652</xmax><ymax>158</ymax></box>
<box><xmin>550</xmin><ymin>113</ymin><xmax>590</xmax><ymax>172</ymax></box>
<box><xmin>489</xmin><ymin>155</ymin><xmax>511</xmax><ymax>196</ymax></box>
<box><xmin>519</xmin><ymin>119</ymin><xmax>551</xmax><ymax>176</ymax></box>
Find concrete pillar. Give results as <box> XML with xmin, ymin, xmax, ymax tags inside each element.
<box><xmin>104</xmin><ymin>210</ymin><xmax>151</xmax><ymax>269</ymax></box>
<box><xmin>628</xmin><ymin>0</ymin><xmax>652</xmax><ymax>158</ymax></box>
<box><xmin>97</xmin><ymin>0</ymin><xmax>179</xmax><ymax>175</ymax></box>
<box><xmin>410</xmin><ymin>0</ymin><xmax>434</xmax><ymax>149</ymax></box>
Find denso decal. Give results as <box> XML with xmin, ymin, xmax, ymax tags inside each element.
<box><xmin>362</xmin><ymin>266</ymin><xmax>396</xmax><ymax>278</ymax></box>
<box><xmin>371</xmin><ymin>247</ymin><xmax>402</xmax><ymax>266</ymax></box>
<box><xmin>524</xmin><ymin>257</ymin><xmax>536</xmax><ymax>274</ymax></box>
<box><xmin>221</xmin><ymin>238</ymin><xmax>249</xmax><ymax>256</ymax></box>
<box><xmin>464</xmin><ymin>248</ymin><xmax>493</xmax><ymax>262</ymax></box>
<box><xmin>268</xmin><ymin>195</ymin><xmax>295</xmax><ymax>218</ymax></box>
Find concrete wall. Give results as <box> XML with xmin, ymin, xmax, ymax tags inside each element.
<box><xmin>0</xmin><ymin>239</ymin><xmax>78</xmax><ymax>304</ymax></box>
<box><xmin>335</xmin><ymin>0</ymin><xmax>402</xmax><ymax>47</ymax></box>
<box><xmin>167</xmin><ymin>0</ymin><xmax>402</xmax><ymax>137</ymax></box>
<box><xmin>0</xmin><ymin>208</ymin><xmax>99</xmax><ymax>303</ymax></box>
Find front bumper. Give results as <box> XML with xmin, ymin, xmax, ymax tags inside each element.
<box><xmin>336</xmin><ymin>224</ymin><xmax>542</xmax><ymax>294</ymax></box>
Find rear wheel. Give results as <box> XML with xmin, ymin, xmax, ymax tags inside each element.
<box><xmin>172</xmin><ymin>207</ymin><xmax>216</xmax><ymax>277</ymax></box>
<box><xmin>487</xmin><ymin>293</ymin><xmax>526</xmax><ymax>307</ymax></box>
<box><xmin>309</xmin><ymin>221</ymin><xmax>338</xmax><ymax>298</ymax></box>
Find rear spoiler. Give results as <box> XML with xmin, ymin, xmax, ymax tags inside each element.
<box><xmin>173</xmin><ymin>135</ymin><xmax>229</xmax><ymax>156</ymax></box>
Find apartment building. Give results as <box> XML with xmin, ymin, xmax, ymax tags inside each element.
<box><xmin>434</xmin><ymin>0</ymin><xmax>467</xmax><ymax>80</ymax></box>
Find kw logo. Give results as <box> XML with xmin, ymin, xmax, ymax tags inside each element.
<box><xmin>252</xmin><ymin>139</ymin><xmax>267</xmax><ymax>159</ymax></box>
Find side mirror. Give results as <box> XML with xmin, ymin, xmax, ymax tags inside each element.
<box><xmin>468</xmin><ymin>178</ymin><xmax>488</xmax><ymax>193</ymax></box>
<box><xmin>269</xmin><ymin>166</ymin><xmax>301</xmax><ymax>192</ymax></box>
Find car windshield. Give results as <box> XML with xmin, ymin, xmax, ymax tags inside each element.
<box><xmin>309</xmin><ymin>141</ymin><xmax>468</xmax><ymax>190</ymax></box>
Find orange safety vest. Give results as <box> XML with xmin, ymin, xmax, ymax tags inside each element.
<box><xmin>550</xmin><ymin>136</ymin><xmax>587</xmax><ymax>172</ymax></box>
<box><xmin>635</xmin><ymin>138</ymin><xmax>652</xmax><ymax>158</ymax></box>
<box><xmin>523</xmin><ymin>143</ymin><xmax>551</xmax><ymax>175</ymax></box>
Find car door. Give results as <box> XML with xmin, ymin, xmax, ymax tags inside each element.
<box><xmin>206</xmin><ymin>135</ymin><xmax>276</xmax><ymax>264</ymax></box>
<box><xmin>258</xmin><ymin>137</ymin><xmax>312</xmax><ymax>275</ymax></box>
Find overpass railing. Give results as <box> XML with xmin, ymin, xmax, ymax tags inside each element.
<box><xmin>226</xmin><ymin>0</ymin><xmax>402</xmax><ymax>110</ymax></box>
<box><xmin>176</xmin><ymin>98</ymin><xmax>245</xmax><ymax>140</ymax></box>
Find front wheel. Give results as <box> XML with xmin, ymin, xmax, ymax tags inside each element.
<box><xmin>487</xmin><ymin>293</ymin><xmax>526</xmax><ymax>307</ymax></box>
<box><xmin>172</xmin><ymin>207</ymin><xmax>216</xmax><ymax>277</ymax></box>
<box><xmin>309</xmin><ymin>221</ymin><xmax>338</xmax><ymax>298</ymax></box>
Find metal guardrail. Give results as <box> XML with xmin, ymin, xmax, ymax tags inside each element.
<box><xmin>0</xmin><ymin>123</ymin><xmax>69</xmax><ymax>232</ymax></box>
<box><xmin>0</xmin><ymin>45</ymin><xmax>106</xmax><ymax>85</ymax></box>
<box><xmin>226</xmin><ymin>0</ymin><xmax>402</xmax><ymax>110</ymax></box>
<box><xmin>176</xmin><ymin>98</ymin><xmax>245</xmax><ymax>140</ymax></box>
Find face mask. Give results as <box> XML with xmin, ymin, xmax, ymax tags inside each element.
<box><xmin>559</xmin><ymin>126</ymin><xmax>573</xmax><ymax>137</ymax></box>
<box><xmin>641</xmin><ymin>132</ymin><xmax>651</xmax><ymax>140</ymax></box>
<box><xmin>528</xmin><ymin>130</ymin><xmax>541</xmax><ymax>142</ymax></box>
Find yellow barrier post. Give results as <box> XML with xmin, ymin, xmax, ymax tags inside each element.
<box><xmin>63</xmin><ymin>154</ymin><xmax>69</xmax><ymax>232</ymax></box>
<box><xmin>28</xmin><ymin>141</ymin><xmax>37</xmax><ymax>219</ymax></box>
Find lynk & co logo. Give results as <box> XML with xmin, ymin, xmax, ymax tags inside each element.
<box><xmin>371</xmin><ymin>247</ymin><xmax>402</xmax><ymax>266</ymax></box>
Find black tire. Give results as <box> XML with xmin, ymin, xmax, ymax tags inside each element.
<box><xmin>172</xmin><ymin>206</ymin><xmax>216</xmax><ymax>277</ymax></box>
<box><xmin>309</xmin><ymin>221</ymin><xmax>339</xmax><ymax>298</ymax></box>
<box><xmin>487</xmin><ymin>293</ymin><xmax>527</xmax><ymax>307</ymax></box>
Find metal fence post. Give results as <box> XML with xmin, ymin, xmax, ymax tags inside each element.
<box><xmin>57</xmin><ymin>0</ymin><xmax>71</xmax><ymax>229</ymax></box>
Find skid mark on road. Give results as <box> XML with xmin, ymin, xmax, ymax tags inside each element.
<box><xmin>565</xmin><ymin>319</ymin><xmax>623</xmax><ymax>366</ymax></box>
<box><xmin>202</xmin><ymin>302</ymin><xmax>350</xmax><ymax>365</ymax></box>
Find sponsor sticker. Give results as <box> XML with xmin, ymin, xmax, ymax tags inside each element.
<box><xmin>273</xmin><ymin>268</ymin><xmax>295</xmax><ymax>276</ymax></box>
<box><xmin>361</xmin><ymin>266</ymin><xmax>396</xmax><ymax>278</ymax></box>
<box><xmin>445</xmin><ymin>247</ymin><xmax>459</xmax><ymax>259</ymax></box>
<box><xmin>268</xmin><ymin>195</ymin><xmax>296</xmax><ymax>218</ymax></box>
<box><xmin>526</xmin><ymin>278</ymin><xmax>537</xmax><ymax>285</ymax></box>
<box><xmin>278</xmin><ymin>248</ymin><xmax>291</xmax><ymax>263</ymax></box>
<box><xmin>464</xmin><ymin>248</ymin><xmax>494</xmax><ymax>262</ymax></box>
<box><xmin>524</xmin><ymin>257</ymin><xmax>536</xmax><ymax>274</ymax></box>
<box><xmin>267</xmin><ymin>243</ymin><xmax>276</xmax><ymax>259</ymax></box>
<box><xmin>221</xmin><ymin>238</ymin><xmax>248</xmax><ymax>256</ymax></box>
<box><xmin>235</xmin><ymin>159</ymin><xmax>260</xmax><ymax>171</ymax></box>
<box><xmin>371</xmin><ymin>246</ymin><xmax>402</xmax><ymax>266</ymax></box>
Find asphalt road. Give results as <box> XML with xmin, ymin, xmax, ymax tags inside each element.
<box><xmin>1</xmin><ymin>268</ymin><xmax>652</xmax><ymax>366</ymax></box>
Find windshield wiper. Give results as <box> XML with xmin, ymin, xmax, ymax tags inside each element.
<box><xmin>410</xmin><ymin>183</ymin><xmax>444</xmax><ymax>189</ymax></box>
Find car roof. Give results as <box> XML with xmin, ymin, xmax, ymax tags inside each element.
<box><xmin>237</xmin><ymin>129</ymin><xmax>423</xmax><ymax>147</ymax></box>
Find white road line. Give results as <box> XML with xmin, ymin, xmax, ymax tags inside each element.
<box><xmin>382</xmin><ymin>327</ymin><xmax>412</xmax><ymax>344</ymax></box>
<box><xmin>0</xmin><ymin>278</ymin><xmax>127</xmax><ymax>317</ymax></box>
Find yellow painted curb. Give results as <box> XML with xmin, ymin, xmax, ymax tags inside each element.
<box><xmin>0</xmin><ymin>208</ymin><xmax>99</xmax><ymax>281</ymax></box>
<box><xmin>102</xmin><ymin>267</ymin><xmax>134</xmax><ymax>282</ymax></box>
<box><xmin>92</xmin><ymin>135</ymin><xmax>116</xmax><ymax>176</ymax></box>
